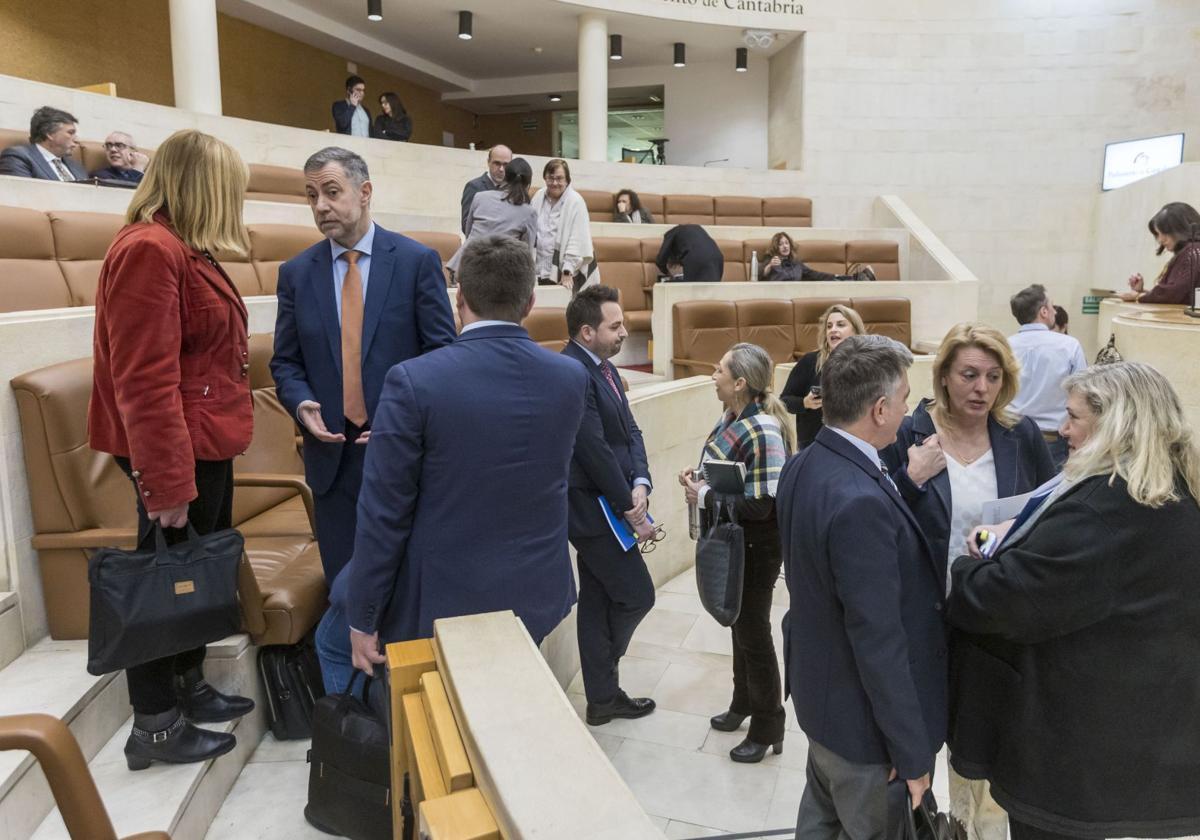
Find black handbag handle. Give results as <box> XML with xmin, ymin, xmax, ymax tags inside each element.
<box><xmin>343</xmin><ymin>669</ymin><xmax>374</xmax><ymax>705</ymax></box>
<box><xmin>151</xmin><ymin>520</ymin><xmax>201</xmax><ymax>554</ymax></box>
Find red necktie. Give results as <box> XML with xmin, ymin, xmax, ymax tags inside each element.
<box><xmin>601</xmin><ymin>362</ymin><xmax>622</xmax><ymax>399</ymax></box>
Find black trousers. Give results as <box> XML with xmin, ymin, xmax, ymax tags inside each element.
<box><xmin>1010</xmin><ymin>820</ymin><xmax>1094</xmax><ymax>840</ymax></box>
<box><xmin>115</xmin><ymin>456</ymin><xmax>234</xmax><ymax>715</ymax></box>
<box><xmin>730</xmin><ymin>524</ymin><xmax>785</xmax><ymax>744</ymax></box>
<box><xmin>312</xmin><ymin>421</ymin><xmax>368</xmax><ymax>583</ymax></box>
<box><xmin>801</xmin><ymin>266</ymin><xmax>858</xmax><ymax>283</ymax></box>
<box><xmin>572</xmin><ymin>534</ymin><xmax>656</xmax><ymax>704</ymax></box>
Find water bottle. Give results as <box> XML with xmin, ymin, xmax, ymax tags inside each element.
<box><xmin>750</xmin><ymin>250</ymin><xmax>759</xmax><ymax>282</ymax></box>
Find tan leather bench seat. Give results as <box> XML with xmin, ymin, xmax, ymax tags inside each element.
<box><xmin>664</xmin><ymin>194</ymin><xmax>715</xmax><ymax>225</ymax></box>
<box><xmin>794</xmin><ymin>239</ymin><xmax>848</xmax><ymax>275</ymax></box>
<box><xmin>594</xmin><ymin>236</ymin><xmax>652</xmax><ymax>332</ymax></box>
<box><xmin>247</xmin><ymin>163</ymin><xmax>308</xmax><ymax>204</ymax></box>
<box><xmin>48</xmin><ymin>211</ymin><xmax>127</xmax><ymax>305</ymax></box>
<box><xmin>0</xmin><ymin>205</ymin><xmax>73</xmax><ymax>312</ymax></box>
<box><xmin>671</xmin><ymin>300</ymin><xmax>739</xmax><ymax>378</ymax></box>
<box><xmin>523</xmin><ymin>308</ymin><xmax>569</xmax><ymax>352</ymax></box>
<box><xmin>579</xmin><ymin>189</ymin><xmax>615</xmax><ymax>223</ymax></box>
<box><xmin>717</xmin><ymin>239</ymin><xmax>747</xmax><ymax>282</ymax></box>
<box><xmin>763</xmin><ymin>197</ymin><xmax>813</xmax><ymax>228</ymax></box>
<box><xmin>11</xmin><ymin>334</ymin><xmax>327</xmax><ymax>644</ymax></box>
<box><xmin>715</xmin><ymin>196</ymin><xmax>764</xmax><ymax>226</ymax></box>
<box><xmin>248</xmin><ymin>224</ymin><xmax>324</xmax><ymax>295</ymax></box>
<box><xmin>848</xmin><ymin>240</ymin><xmax>901</xmax><ymax>281</ymax></box>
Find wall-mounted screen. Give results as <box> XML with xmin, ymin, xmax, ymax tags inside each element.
<box><xmin>1102</xmin><ymin>133</ymin><xmax>1185</xmax><ymax>191</ymax></box>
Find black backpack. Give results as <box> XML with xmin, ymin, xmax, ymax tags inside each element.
<box><xmin>257</xmin><ymin>637</ymin><xmax>325</xmax><ymax>740</ymax></box>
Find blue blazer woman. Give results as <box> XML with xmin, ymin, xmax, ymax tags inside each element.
<box><xmin>880</xmin><ymin>400</ymin><xmax>1056</xmax><ymax>586</ymax></box>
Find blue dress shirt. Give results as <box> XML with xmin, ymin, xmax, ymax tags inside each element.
<box><xmin>1007</xmin><ymin>323</ymin><xmax>1088</xmax><ymax>432</ymax></box>
<box><xmin>329</xmin><ymin>223</ymin><xmax>375</xmax><ymax>324</ymax></box>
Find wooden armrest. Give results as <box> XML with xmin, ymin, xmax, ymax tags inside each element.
<box><xmin>32</xmin><ymin>529</ymin><xmax>137</xmax><ymax>551</ymax></box>
<box><xmin>234</xmin><ymin>472</ymin><xmax>315</xmax><ymax>532</ymax></box>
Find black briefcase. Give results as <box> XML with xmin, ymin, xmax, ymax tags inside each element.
<box><xmin>304</xmin><ymin>674</ymin><xmax>392</xmax><ymax>840</ymax></box>
<box><xmin>258</xmin><ymin>637</ymin><xmax>325</xmax><ymax>741</ymax></box>
<box><xmin>694</xmin><ymin>496</ymin><xmax>745</xmax><ymax>627</ymax></box>
<box><xmin>87</xmin><ymin>523</ymin><xmax>243</xmax><ymax>676</ymax></box>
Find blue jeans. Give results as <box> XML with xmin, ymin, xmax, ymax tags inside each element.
<box><xmin>315</xmin><ymin>601</ymin><xmax>355</xmax><ymax>696</ymax></box>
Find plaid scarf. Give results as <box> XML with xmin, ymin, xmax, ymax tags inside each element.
<box><xmin>703</xmin><ymin>402</ymin><xmax>787</xmax><ymax>499</ymax></box>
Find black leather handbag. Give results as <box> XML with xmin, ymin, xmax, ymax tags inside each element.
<box><xmin>305</xmin><ymin>673</ymin><xmax>392</xmax><ymax>840</ymax></box>
<box><xmin>87</xmin><ymin>523</ymin><xmax>243</xmax><ymax>676</ymax></box>
<box><xmin>694</xmin><ymin>496</ymin><xmax>745</xmax><ymax>627</ymax></box>
<box><xmin>890</xmin><ymin>789</ymin><xmax>966</xmax><ymax>840</ymax></box>
<box><xmin>258</xmin><ymin>637</ymin><xmax>325</xmax><ymax>740</ymax></box>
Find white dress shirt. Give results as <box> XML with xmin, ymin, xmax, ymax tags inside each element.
<box><xmin>329</xmin><ymin>223</ymin><xmax>375</xmax><ymax>323</ymax></box>
<box><xmin>1007</xmin><ymin>323</ymin><xmax>1087</xmax><ymax>432</ymax></box>
<box><xmin>36</xmin><ymin>143</ymin><xmax>72</xmax><ymax>181</ymax></box>
<box><xmin>349</xmin><ymin>103</ymin><xmax>370</xmax><ymax>138</ymax></box>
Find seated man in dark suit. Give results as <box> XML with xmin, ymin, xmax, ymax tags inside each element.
<box><xmin>563</xmin><ymin>285</ymin><xmax>657</xmax><ymax>726</ymax></box>
<box><xmin>655</xmin><ymin>223</ymin><xmax>724</xmax><ymax>282</ymax></box>
<box><xmin>0</xmin><ymin>106</ymin><xmax>88</xmax><ymax>181</ymax></box>
<box><xmin>89</xmin><ymin>131</ymin><xmax>149</xmax><ymax>184</ymax></box>
<box><xmin>459</xmin><ymin>144</ymin><xmax>511</xmax><ymax>233</ymax></box>
<box><xmin>777</xmin><ymin>334</ymin><xmax>947</xmax><ymax>833</ymax></box>
<box><xmin>340</xmin><ymin>234</ymin><xmax>628</xmax><ymax>676</ymax></box>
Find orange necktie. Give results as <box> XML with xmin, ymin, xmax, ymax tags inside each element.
<box><xmin>340</xmin><ymin>250</ymin><xmax>368</xmax><ymax>426</ymax></box>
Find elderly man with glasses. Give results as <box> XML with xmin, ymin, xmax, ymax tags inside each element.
<box><xmin>90</xmin><ymin>132</ymin><xmax>150</xmax><ymax>184</ymax></box>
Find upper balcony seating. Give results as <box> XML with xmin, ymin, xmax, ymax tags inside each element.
<box><xmin>11</xmin><ymin>333</ymin><xmax>327</xmax><ymax>643</ymax></box>
<box><xmin>580</xmin><ymin>190</ymin><xmax>813</xmax><ymax>227</ymax></box>
<box><xmin>671</xmin><ymin>296</ymin><xmax>912</xmax><ymax>378</ymax></box>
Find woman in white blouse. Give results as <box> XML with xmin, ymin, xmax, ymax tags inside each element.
<box><xmin>879</xmin><ymin>322</ymin><xmax>1055</xmax><ymax>840</ymax></box>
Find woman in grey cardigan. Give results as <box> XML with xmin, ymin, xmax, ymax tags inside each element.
<box><xmin>447</xmin><ymin>157</ymin><xmax>537</xmax><ymax>279</ymax></box>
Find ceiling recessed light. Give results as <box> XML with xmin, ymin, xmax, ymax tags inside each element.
<box><xmin>458</xmin><ymin>10</ymin><xmax>473</xmax><ymax>40</ymax></box>
<box><xmin>548</xmin><ymin>94</ymin><xmax>562</xmax><ymax>102</ymax></box>
<box><xmin>367</xmin><ymin>0</ymin><xmax>382</xmax><ymax>21</ymax></box>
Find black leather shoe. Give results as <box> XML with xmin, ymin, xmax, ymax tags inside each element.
<box><xmin>124</xmin><ymin>709</ymin><xmax>237</xmax><ymax>771</ymax></box>
<box><xmin>729</xmin><ymin>736</ymin><xmax>783</xmax><ymax>764</ymax></box>
<box><xmin>176</xmin><ymin>667</ymin><xmax>255</xmax><ymax>723</ymax></box>
<box><xmin>710</xmin><ymin>710</ymin><xmax>747</xmax><ymax>732</ymax></box>
<box><xmin>586</xmin><ymin>692</ymin><xmax>656</xmax><ymax>726</ymax></box>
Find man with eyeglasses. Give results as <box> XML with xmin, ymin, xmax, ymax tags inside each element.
<box><xmin>563</xmin><ymin>285</ymin><xmax>657</xmax><ymax>727</ymax></box>
<box><xmin>90</xmin><ymin>132</ymin><xmax>150</xmax><ymax>184</ymax></box>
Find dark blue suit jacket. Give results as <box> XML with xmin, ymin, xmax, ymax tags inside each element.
<box><xmin>0</xmin><ymin>144</ymin><xmax>88</xmax><ymax>180</ymax></box>
<box><xmin>332</xmin><ymin>100</ymin><xmax>371</xmax><ymax>135</ymax></box>
<box><xmin>270</xmin><ymin>225</ymin><xmax>457</xmax><ymax>494</ymax></box>
<box><xmin>778</xmin><ymin>426</ymin><xmax>947</xmax><ymax>779</ymax></box>
<box><xmin>339</xmin><ymin>323</ymin><xmax>598</xmax><ymax>644</ymax></box>
<box><xmin>562</xmin><ymin>341</ymin><xmax>650</xmax><ymax>539</ymax></box>
<box><xmin>879</xmin><ymin>401</ymin><xmax>1056</xmax><ymax>580</ymax></box>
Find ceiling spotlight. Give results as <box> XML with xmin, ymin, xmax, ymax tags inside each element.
<box><xmin>736</xmin><ymin>47</ymin><xmax>748</xmax><ymax>72</ymax></box>
<box><xmin>548</xmin><ymin>93</ymin><xmax>562</xmax><ymax>102</ymax></box>
<box><xmin>673</xmin><ymin>42</ymin><xmax>685</xmax><ymax>67</ymax></box>
<box><xmin>458</xmin><ymin>10</ymin><xmax>473</xmax><ymax>40</ymax></box>
<box><xmin>610</xmin><ymin>34</ymin><xmax>622</xmax><ymax>60</ymax></box>
<box><xmin>367</xmin><ymin>0</ymin><xmax>382</xmax><ymax>21</ymax></box>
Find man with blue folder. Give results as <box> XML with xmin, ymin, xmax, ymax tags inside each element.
<box><xmin>563</xmin><ymin>286</ymin><xmax>658</xmax><ymax>726</ymax></box>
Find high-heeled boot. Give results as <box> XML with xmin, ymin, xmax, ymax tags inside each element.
<box><xmin>124</xmin><ymin>708</ymin><xmax>237</xmax><ymax>771</ymax></box>
<box><xmin>175</xmin><ymin>667</ymin><xmax>255</xmax><ymax>723</ymax></box>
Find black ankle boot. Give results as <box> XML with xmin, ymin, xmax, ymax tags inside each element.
<box><xmin>175</xmin><ymin>667</ymin><xmax>255</xmax><ymax>723</ymax></box>
<box><xmin>124</xmin><ymin>708</ymin><xmax>237</xmax><ymax>771</ymax></box>
<box><xmin>729</xmin><ymin>736</ymin><xmax>783</xmax><ymax>764</ymax></box>
<box><xmin>710</xmin><ymin>710</ymin><xmax>747</xmax><ymax>732</ymax></box>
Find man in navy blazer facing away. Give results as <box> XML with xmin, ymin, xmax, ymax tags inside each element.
<box><xmin>345</xmin><ymin>235</ymin><xmax>627</xmax><ymax>674</ymax></box>
<box><xmin>777</xmin><ymin>335</ymin><xmax>947</xmax><ymax>834</ymax></box>
<box><xmin>563</xmin><ymin>286</ymin><xmax>657</xmax><ymax>726</ymax></box>
<box><xmin>270</xmin><ymin>146</ymin><xmax>456</xmax><ymax>584</ymax></box>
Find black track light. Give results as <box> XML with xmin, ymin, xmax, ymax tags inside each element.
<box><xmin>673</xmin><ymin>42</ymin><xmax>685</xmax><ymax>68</ymax></box>
<box><xmin>736</xmin><ymin>47</ymin><xmax>748</xmax><ymax>72</ymax></box>
<box><xmin>458</xmin><ymin>10</ymin><xmax>473</xmax><ymax>40</ymax></box>
<box><xmin>367</xmin><ymin>0</ymin><xmax>381</xmax><ymax>21</ymax></box>
<box><xmin>610</xmin><ymin>34</ymin><xmax>622</xmax><ymax>61</ymax></box>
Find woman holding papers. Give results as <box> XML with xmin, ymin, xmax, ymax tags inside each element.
<box><xmin>679</xmin><ymin>343</ymin><xmax>795</xmax><ymax>764</ymax></box>
<box><xmin>879</xmin><ymin>323</ymin><xmax>1054</xmax><ymax>840</ymax></box>
<box><xmin>947</xmin><ymin>362</ymin><xmax>1200</xmax><ymax>840</ymax></box>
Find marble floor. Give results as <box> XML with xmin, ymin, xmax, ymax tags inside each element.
<box><xmin>209</xmin><ymin>566</ymin><xmax>953</xmax><ymax>839</ymax></box>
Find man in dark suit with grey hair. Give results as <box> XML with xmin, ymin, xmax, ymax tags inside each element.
<box><xmin>0</xmin><ymin>106</ymin><xmax>88</xmax><ymax>181</ymax></box>
<box><xmin>777</xmin><ymin>334</ymin><xmax>947</xmax><ymax>835</ymax></box>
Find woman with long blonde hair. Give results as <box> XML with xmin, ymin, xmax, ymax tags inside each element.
<box><xmin>780</xmin><ymin>303</ymin><xmax>866</xmax><ymax>448</ymax></box>
<box><xmin>679</xmin><ymin>343</ymin><xmax>793</xmax><ymax>763</ymax></box>
<box><xmin>88</xmin><ymin>130</ymin><xmax>256</xmax><ymax>771</ymax></box>
<box><xmin>948</xmin><ymin>362</ymin><xmax>1200</xmax><ymax>839</ymax></box>
<box><xmin>880</xmin><ymin>322</ymin><xmax>1055</xmax><ymax>840</ymax></box>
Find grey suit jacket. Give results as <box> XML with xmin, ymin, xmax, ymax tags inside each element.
<box><xmin>448</xmin><ymin>191</ymin><xmax>537</xmax><ymax>272</ymax></box>
<box><xmin>0</xmin><ymin>144</ymin><xmax>88</xmax><ymax>181</ymax></box>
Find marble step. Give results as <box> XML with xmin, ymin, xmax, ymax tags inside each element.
<box><xmin>0</xmin><ymin>634</ymin><xmax>263</xmax><ymax>840</ymax></box>
<box><xmin>0</xmin><ymin>592</ymin><xmax>23</xmax><ymax>672</ymax></box>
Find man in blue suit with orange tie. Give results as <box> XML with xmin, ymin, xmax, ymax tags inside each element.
<box><xmin>341</xmin><ymin>235</ymin><xmax>632</xmax><ymax>678</ymax></box>
<box><xmin>777</xmin><ymin>335</ymin><xmax>946</xmax><ymax>834</ymax></box>
<box><xmin>270</xmin><ymin>146</ymin><xmax>456</xmax><ymax>584</ymax></box>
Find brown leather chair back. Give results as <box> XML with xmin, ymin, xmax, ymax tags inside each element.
<box><xmin>404</xmin><ymin>231</ymin><xmax>461</xmax><ymax>286</ymax></box>
<box><xmin>847</xmin><ymin>240</ymin><xmax>901</xmax><ymax>281</ymax></box>
<box><xmin>47</xmin><ymin>211</ymin><xmax>124</xmax><ymax>305</ymax></box>
<box><xmin>714</xmin><ymin>196</ymin><xmax>764</xmax><ymax>226</ymax></box>
<box><xmin>716</xmin><ymin>239</ymin><xmax>747</xmax><ymax>282</ymax></box>
<box><xmin>763</xmin><ymin>197</ymin><xmax>813</xmax><ymax>228</ymax></box>
<box><xmin>851</xmin><ymin>296</ymin><xmax>912</xmax><ymax>348</ymax></box>
<box><xmin>594</xmin><ymin>237</ymin><xmax>650</xmax><ymax>319</ymax></box>
<box><xmin>664</xmin><ymin>195</ymin><xmax>714</xmax><ymax>225</ymax></box>
<box><xmin>638</xmin><ymin>193</ymin><xmax>664</xmax><ymax>220</ymax></box>
<box><xmin>0</xmin><ymin>206</ymin><xmax>74</xmax><ymax>312</ymax></box>
<box><xmin>523</xmin><ymin>308</ymin><xmax>569</xmax><ymax>352</ymax></box>
<box><xmin>736</xmin><ymin>300</ymin><xmax>795</xmax><ymax>363</ymax></box>
<box><xmin>795</xmin><ymin>240</ymin><xmax>847</xmax><ymax>275</ymax></box>
<box><xmin>248</xmin><ymin>224</ymin><xmax>324</xmax><ymax>294</ymax></box>
<box><xmin>672</xmin><ymin>300</ymin><xmax>737</xmax><ymax>377</ymax></box>
<box><xmin>246</xmin><ymin>164</ymin><xmax>308</xmax><ymax>204</ymax></box>
<box><xmin>210</xmin><ymin>244</ymin><xmax>264</xmax><ymax>297</ymax></box>
<box><xmin>743</xmin><ymin>238</ymin><xmax>773</xmax><ymax>269</ymax></box>
<box><xmin>578</xmin><ymin>190</ymin><xmax>615</xmax><ymax>223</ymax></box>
<box><xmin>640</xmin><ymin>237</ymin><xmax>664</xmax><ymax>287</ymax></box>
<box><xmin>793</xmin><ymin>297</ymin><xmax>852</xmax><ymax>355</ymax></box>
<box><xmin>0</xmin><ymin>128</ymin><xmax>28</xmax><ymax>151</ymax></box>
<box><xmin>75</xmin><ymin>142</ymin><xmax>109</xmax><ymax>177</ymax></box>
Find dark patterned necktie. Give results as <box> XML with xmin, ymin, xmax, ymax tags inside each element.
<box><xmin>600</xmin><ymin>361</ymin><xmax>622</xmax><ymax>399</ymax></box>
<box><xmin>51</xmin><ymin>158</ymin><xmax>75</xmax><ymax>181</ymax></box>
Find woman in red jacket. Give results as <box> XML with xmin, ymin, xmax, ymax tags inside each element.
<box><xmin>88</xmin><ymin>129</ymin><xmax>256</xmax><ymax>770</ymax></box>
<box><xmin>1120</xmin><ymin>202</ymin><xmax>1200</xmax><ymax>304</ymax></box>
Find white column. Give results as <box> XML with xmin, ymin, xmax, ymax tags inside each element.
<box><xmin>169</xmin><ymin>0</ymin><xmax>223</xmax><ymax>115</ymax></box>
<box><xmin>577</xmin><ymin>13</ymin><xmax>608</xmax><ymax>162</ymax></box>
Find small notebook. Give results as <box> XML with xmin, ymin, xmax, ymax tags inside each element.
<box><xmin>701</xmin><ymin>460</ymin><xmax>747</xmax><ymax>496</ymax></box>
<box><xmin>598</xmin><ymin>496</ymin><xmax>654</xmax><ymax>551</ymax></box>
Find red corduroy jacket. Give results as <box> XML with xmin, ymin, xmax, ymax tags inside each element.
<box><xmin>88</xmin><ymin>213</ymin><xmax>253</xmax><ymax>512</ymax></box>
